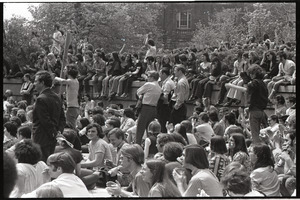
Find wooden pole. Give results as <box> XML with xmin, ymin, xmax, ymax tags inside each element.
<box><xmin>59</xmin><ymin>31</ymin><xmax>72</xmax><ymax>97</ymax></box>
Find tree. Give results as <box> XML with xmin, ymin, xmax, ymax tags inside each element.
<box><xmin>191</xmin><ymin>8</ymin><xmax>246</xmax><ymax>48</ymax></box>
<box><xmin>28</xmin><ymin>3</ymin><xmax>165</xmax><ymax>53</ymax></box>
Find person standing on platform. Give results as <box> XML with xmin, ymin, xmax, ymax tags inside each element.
<box><xmin>169</xmin><ymin>64</ymin><xmax>189</xmax><ymax>125</ymax></box>
<box><xmin>135</xmin><ymin>71</ymin><xmax>162</xmax><ymax>145</ymax></box>
<box><xmin>157</xmin><ymin>67</ymin><xmax>175</xmax><ymax>133</ymax></box>
<box><xmin>32</xmin><ymin>71</ymin><xmax>66</xmax><ymax>162</ymax></box>
<box><xmin>226</xmin><ymin>64</ymin><xmax>268</xmax><ymax>145</ymax></box>
<box><xmin>54</xmin><ymin>64</ymin><xmax>79</xmax><ymax>129</ymax></box>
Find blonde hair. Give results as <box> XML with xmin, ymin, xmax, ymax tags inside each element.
<box><xmin>36</xmin><ymin>183</ymin><xmax>64</xmax><ymax>198</ymax></box>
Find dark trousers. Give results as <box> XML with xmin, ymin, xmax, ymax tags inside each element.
<box><xmin>123</xmin><ymin>76</ymin><xmax>137</xmax><ymax>94</ymax></box>
<box><xmin>78</xmin><ymin>74</ymin><xmax>87</xmax><ymax>99</ymax></box>
<box><xmin>40</xmin><ymin>143</ymin><xmax>56</xmax><ymax>162</ymax></box>
<box><xmin>190</xmin><ymin>78</ymin><xmax>202</xmax><ymax>97</ymax></box>
<box><xmin>195</xmin><ymin>77</ymin><xmax>209</xmax><ymax>99</ymax></box>
<box><xmin>169</xmin><ymin>100</ymin><xmax>187</xmax><ymax>125</ymax></box>
<box><xmin>135</xmin><ymin>105</ymin><xmax>157</xmax><ymax>145</ymax></box>
<box><xmin>83</xmin><ymin>73</ymin><xmax>95</xmax><ymax>94</ymax></box>
<box><xmin>249</xmin><ymin>110</ymin><xmax>268</xmax><ymax>144</ymax></box>
<box><xmin>157</xmin><ymin>102</ymin><xmax>171</xmax><ymax>133</ymax></box>
<box><xmin>203</xmin><ymin>80</ymin><xmax>215</xmax><ymax>98</ymax></box>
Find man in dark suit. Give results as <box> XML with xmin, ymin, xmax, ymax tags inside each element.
<box><xmin>32</xmin><ymin>71</ymin><xmax>66</xmax><ymax>162</ymax></box>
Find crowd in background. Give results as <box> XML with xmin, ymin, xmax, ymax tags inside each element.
<box><xmin>3</xmin><ymin>26</ymin><xmax>297</xmax><ymax>197</ymax></box>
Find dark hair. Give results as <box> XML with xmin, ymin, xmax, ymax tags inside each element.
<box><xmin>170</xmin><ymin>132</ymin><xmax>187</xmax><ymax>146</ymax></box>
<box><xmin>47</xmin><ymin>152</ymin><xmax>76</xmax><ymax>173</ymax></box>
<box><xmin>277</xmin><ymin>51</ymin><xmax>287</xmax><ymax>60</ymax></box>
<box><xmin>35</xmin><ymin>71</ymin><xmax>53</xmax><ymax>87</ymax></box>
<box><xmin>199</xmin><ymin>112</ymin><xmax>209</xmax><ymax>123</ymax></box>
<box><xmin>84</xmin><ymin>94</ymin><xmax>91</xmax><ymax>101</ymax></box>
<box><xmin>147</xmin><ymin>39</ymin><xmax>155</xmax><ymax>47</ymax></box>
<box><xmin>157</xmin><ymin>133</ymin><xmax>175</xmax><ymax>148</ymax></box>
<box><xmin>17</xmin><ymin>126</ymin><xmax>32</xmax><ymax>139</ymax></box>
<box><xmin>108</xmin><ymin>128</ymin><xmax>125</xmax><ymax>140</ymax></box>
<box><xmin>86</xmin><ymin>123</ymin><xmax>104</xmax><ymax>138</ymax></box>
<box><xmin>202</xmin><ymin>52</ymin><xmax>211</xmax><ymax>62</ymax></box>
<box><xmin>230</xmin><ymin>133</ymin><xmax>248</xmax><ymax>156</ymax></box>
<box><xmin>67</xmin><ymin>64</ymin><xmax>78</xmax><ymax>78</ymax></box>
<box><xmin>92</xmin><ymin>106</ymin><xmax>104</xmax><ymax>115</ymax></box>
<box><xmin>75</xmin><ymin>53</ymin><xmax>83</xmax><ymax>62</ymax></box>
<box><xmin>15</xmin><ymin>139</ymin><xmax>42</xmax><ymax>164</ymax></box>
<box><xmin>4</xmin><ymin>121</ymin><xmax>18</xmax><ymax>137</ymax></box>
<box><xmin>146</xmin><ymin>56</ymin><xmax>154</xmax><ymax>63</ymax></box>
<box><xmin>225</xmin><ymin>112</ymin><xmax>236</xmax><ymax>125</ymax></box>
<box><xmin>180</xmin><ymin>120</ymin><xmax>193</xmax><ymax>133</ymax></box>
<box><xmin>62</xmin><ymin>128</ymin><xmax>77</xmax><ymax>145</ymax></box>
<box><xmin>184</xmin><ymin>144</ymin><xmax>209</xmax><ymax>169</ymax></box>
<box><xmin>54</xmin><ymin>24</ymin><xmax>60</xmax><ymax>30</ymax></box>
<box><xmin>176</xmin><ymin>125</ymin><xmax>189</xmax><ymax>144</ymax></box>
<box><xmin>269</xmin><ymin>114</ymin><xmax>279</xmax><ymax>123</ymax></box>
<box><xmin>17</xmin><ymin>113</ymin><xmax>27</xmax><ymax>123</ymax></box>
<box><xmin>79</xmin><ymin>118</ymin><xmax>90</xmax><ymax>129</ymax></box>
<box><xmin>92</xmin><ymin>114</ymin><xmax>106</xmax><ymax>126</ymax></box>
<box><xmin>163</xmin><ymin>142</ymin><xmax>183</xmax><ymax>162</ymax></box>
<box><xmin>123</xmin><ymin>108</ymin><xmax>135</xmax><ymax>119</ymax></box>
<box><xmin>179</xmin><ymin>54</ymin><xmax>187</xmax><ymax>62</ymax></box>
<box><xmin>275</xmin><ymin>95</ymin><xmax>285</xmax><ymax>105</ymax></box>
<box><xmin>111</xmin><ymin>51</ymin><xmax>121</xmax><ymax>63</ymax></box>
<box><xmin>3</xmin><ymin>152</ymin><xmax>18</xmax><ymax>198</ymax></box>
<box><xmin>145</xmin><ymin>159</ymin><xmax>165</xmax><ymax>185</ymax></box>
<box><xmin>209</xmin><ymin>111</ymin><xmax>219</xmax><ymax>122</ymax></box>
<box><xmin>106</xmin><ymin>117</ymin><xmax>121</xmax><ymax>128</ymax></box>
<box><xmin>210</xmin><ymin>135</ymin><xmax>227</xmax><ymax>154</ymax></box>
<box><xmin>253</xmin><ymin>144</ymin><xmax>274</xmax><ymax>169</ymax></box>
<box><xmin>160</xmin><ymin>67</ymin><xmax>171</xmax><ymax>76</ymax></box>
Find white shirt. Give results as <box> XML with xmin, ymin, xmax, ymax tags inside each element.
<box><xmin>55</xmin><ymin>77</ymin><xmax>79</xmax><ymax>108</ymax></box>
<box><xmin>22</xmin><ymin>173</ymin><xmax>91</xmax><ymax>197</ymax></box>
<box><xmin>137</xmin><ymin>81</ymin><xmax>162</xmax><ymax>106</ymax></box>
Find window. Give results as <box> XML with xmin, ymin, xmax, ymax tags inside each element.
<box><xmin>176</xmin><ymin>12</ymin><xmax>191</xmax><ymax>29</ymax></box>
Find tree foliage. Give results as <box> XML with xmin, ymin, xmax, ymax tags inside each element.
<box><xmin>28</xmin><ymin>3</ymin><xmax>165</xmax><ymax>52</ymax></box>
<box><xmin>191</xmin><ymin>3</ymin><xmax>295</xmax><ymax>48</ymax></box>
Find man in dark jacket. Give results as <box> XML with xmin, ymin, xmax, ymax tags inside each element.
<box><xmin>32</xmin><ymin>71</ymin><xmax>66</xmax><ymax>162</ymax></box>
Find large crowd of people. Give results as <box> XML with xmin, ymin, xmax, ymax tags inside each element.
<box><xmin>3</xmin><ymin>24</ymin><xmax>297</xmax><ymax>197</ymax></box>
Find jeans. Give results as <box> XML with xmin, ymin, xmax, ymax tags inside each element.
<box><xmin>66</xmin><ymin>107</ymin><xmax>80</xmax><ymax>129</ymax></box>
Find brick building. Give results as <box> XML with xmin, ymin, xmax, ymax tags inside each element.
<box><xmin>157</xmin><ymin>2</ymin><xmax>246</xmax><ymax>49</ymax></box>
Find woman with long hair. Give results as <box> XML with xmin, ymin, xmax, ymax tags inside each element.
<box><xmin>249</xmin><ymin>144</ymin><xmax>281</xmax><ymax>196</ymax></box>
<box><xmin>228</xmin><ymin>133</ymin><xmax>252</xmax><ymax>173</ymax></box>
<box><xmin>209</xmin><ymin>135</ymin><xmax>230</xmax><ymax>181</ymax></box>
<box><xmin>140</xmin><ymin>159</ymin><xmax>181</xmax><ymax>197</ymax></box>
<box><xmin>173</xmin><ymin>144</ymin><xmax>223</xmax><ymax>196</ymax></box>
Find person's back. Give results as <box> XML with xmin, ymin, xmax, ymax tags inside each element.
<box><xmin>10</xmin><ymin>161</ymin><xmax>49</xmax><ymax>197</ymax></box>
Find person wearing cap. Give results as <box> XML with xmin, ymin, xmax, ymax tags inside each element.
<box><xmin>135</xmin><ymin>71</ymin><xmax>162</xmax><ymax>145</ymax></box>
<box><xmin>106</xmin><ymin>144</ymin><xmax>151</xmax><ymax>197</ymax></box>
<box><xmin>22</xmin><ymin>152</ymin><xmax>90</xmax><ymax>197</ymax></box>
